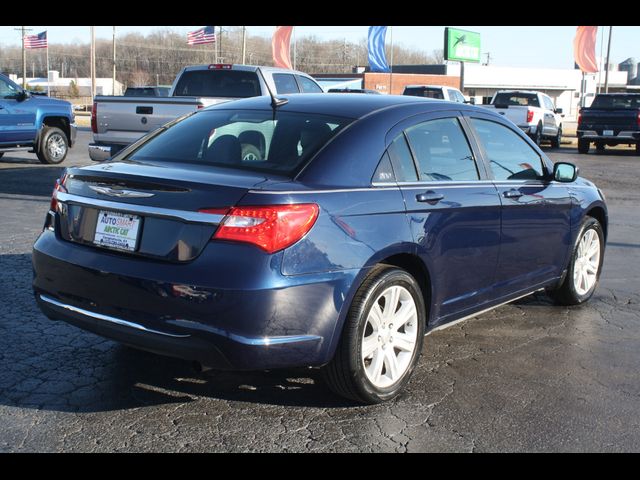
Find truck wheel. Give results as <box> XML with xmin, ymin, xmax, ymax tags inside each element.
<box><xmin>550</xmin><ymin>126</ymin><xmax>562</xmax><ymax>148</ymax></box>
<box><xmin>635</xmin><ymin>143</ymin><xmax>640</xmax><ymax>155</ymax></box>
<box><xmin>37</xmin><ymin>127</ymin><xmax>69</xmax><ymax>164</ymax></box>
<box><xmin>596</xmin><ymin>142</ymin><xmax>605</xmax><ymax>152</ymax></box>
<box><xmin>0</xmin><ymin>153</ymin><xmax>4</xmax><ymax>159</ymax></box>
<box><xmin>322</xmin><ymin>265</ymin><xmax>426</xmax><ymax>404</ymax></box>
<box><xmin>532</xmin><ymin>123</ymin><xmax>543</xmax><ymax>146</ymax></box>
<box><xmin>578</xmin><ymin>139</ymin><xmax>590</xmax><ymax>154</ymax></box>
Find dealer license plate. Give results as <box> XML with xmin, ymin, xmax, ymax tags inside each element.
<box><xmin>93</xmin><ymin>210</ymin><xmax>141</xmax><ymax>252</ymax></box>
<box><xmin>603</xmin><ymin>130</ymin><xmax>614</xmax><ymax>136</ymax></box>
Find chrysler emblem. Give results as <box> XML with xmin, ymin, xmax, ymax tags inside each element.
<box><xmin>89</xmin><ymin>185</ymin><xmax>155</xmax><ymax>198</ymax></box>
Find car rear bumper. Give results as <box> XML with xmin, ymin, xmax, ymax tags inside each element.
<box><xmin>577</xmin><ymin>130</ymin><xmax>640</xmax><ymax>142</ymax></box>
<box><xmin>32</xmin><ymin>230</ymin><xmax>357</xmax><ymax>370</ymax></box>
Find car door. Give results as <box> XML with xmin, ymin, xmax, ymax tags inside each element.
<box><xmin>541</xmin><ymin>95</ymin><xmax>557</xmax><ymax>136</ymax></box>
<box><xmin>0</xmin><ymin>76</ymin><xmax>37</xmax><ymax>144</ymax></box>
<box><xmin>384</xmin><ymin>111</ymin><xmax>502</xmax><ymax>323</ymax></box>
<box><xmin>466</xmin><ymin>114</ymin><xmax>573</xmax><ymax>295</ymax></box>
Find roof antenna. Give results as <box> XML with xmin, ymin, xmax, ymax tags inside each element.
<box><xmin>256</xmin><ymin>68</ymin><xmax>288</xmax><ymax>119</ymax></box>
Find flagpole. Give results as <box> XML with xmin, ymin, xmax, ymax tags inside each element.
<box><xmin>241</xmin><ymin>26</ymin><xmax>247</xmax><ymax>64</ymax></box>
<box><xmin>389</xmin><ymin>26</ymin><xmax>394</xmax><ymax>94</ymax></box>
<box><xmin>46</xmin><ymin>41</ymin><xmax>50</xmax><ymax>97</ymax></box>
<box><xmin>293</xmin><ymin>27</ymin><xmax>297</xmax><ymax>70</ymax></box>
<box><xmin>604</xmin><ymin>26</ymin><xmax>612</xmax><ymax>94</ymax></box>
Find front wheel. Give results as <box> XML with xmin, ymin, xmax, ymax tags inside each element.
<box><xmin>322</xmin><ymin>265</ymin><xmax>426</xmax><ymax>404</ymax></box>
<box><xmin>548</xmin><ymin>217</ymin><xmax>604</xmax><ymax>306</ymax></box>
<box><xmin>37</xmin><ymin>127</ymin><xmax>69</xmax><ymax>164</ymax></box>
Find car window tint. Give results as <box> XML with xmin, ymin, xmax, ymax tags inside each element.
<box><xmin>372</xmin><ymin>152</ymin><xmax>395</xmax><ymax>183</ymax></box>
<box><xmin>0</xmin><ymin>77</ymin><xmax>20</xmax><ymax>98</ymax></box>
<box><xmin>273</xmin><ymin>74</ymin><xmax>300</xmax><ymax>94</ymax></box>
<box><xmin>172</xmin><ymin>70</ymin><xmax>260</xmax><ymax>98</ymax></box>
<box><xmin>387</xmin><ymin>134</ymin><xmax>418</xmax><ymax>182</ymax></box>
<box><xmin>470</xmin><ymin>118</ymin><xmax>545</xmax><ymax>181</ymax></box>
<box><xmin>296</xmin><ymin>75</ymin><xmax>323</xmax><ymax>93</ymax></box>
<box><xmin>404</xmin><ymin>118</ymin><xmax>479</xmax><ymax>182</ymax></box>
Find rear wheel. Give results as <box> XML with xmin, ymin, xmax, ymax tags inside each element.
<box><xmin>548</xmin><ymin>217</ymin><xmax>604</xmax><ymax>305</ymax></box>
<box><xmin>551</xmin><ymin>126</ymin><xmax>562</xmax><ymax>148</ymax></box>
<box><xmin>0</xmin><ymin>152</ymin><xmax>4</xmax><ymax>159</ymax></box>
<box><xmin>532</xmin><ymin>122</ymin><xmax>543</xmax><ymax>146</ymax></box>
<box><xmin>37</xmin><ymin>127</ymin><xmax>68</xmax><ymax>164</ymax></box>
<box><xmin>322</xmin><ymin>265</ymin><xmax>426</xmax><ymax>404</ymax></box>
<box><xmin>635</xmin><ymin>143</ymin><xmax>640</xmax><ymax>155</ymax></box>
<box><xmin>596</xmin><ymin>142</ymin><xmax>605</xmax><ymax>152</ymax></box>
<box><xmin>578</xmin><ymin>138</ymin><xmax>590</xmax><ymax>154</ymax></box>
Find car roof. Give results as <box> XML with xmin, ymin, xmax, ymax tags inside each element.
<box><xmin>181</xmin><ymin>64</ymin><xmax>313</xmax><ymax>77</ymax></box>
<box><xmin>207</xmin><ymin>93</ymin><xmax>450</xmax><ymax>119</ymax></box>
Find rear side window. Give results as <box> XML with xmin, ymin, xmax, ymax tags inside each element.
<box><xmin>173</xmin><ymin>70</ymin><xmax>260</xmax><ymax>98</ymax></box>
<box><xmin>273</xmin><ymin>74</ymin><xmax>300</xmax><ymax>94</ymax></box>
<box><xmin>404</xmin><ymin>87</ymin><xmax>444</xmax><ymax>99</ymax></box>
<box><xmin>387</xmin><ymin>134</ymin><xmax>418</xmax><ymax>182</ymax></box>
<box><xmin>372</xmin><ymin>152</ymin><xmax>395</xmax><ymax>183</ymax></box>
<box><xmin>297</xmin><ymin>75</ymin><xmax>323</xmax><ymax>93</ymax></box>
<box><xmin>470</xmin><ymin>118</ymin><xmax>545</xmax><ymax>181</ymax></box>
<box><xmin>127</xmin><ymin>110</ymin><xmax>352</xmax><ymax>177</ymax></box>
<box><xmin>404</xmin><ymin>118</ymin><xmax>479</xmax><ymax>181</ymax></box>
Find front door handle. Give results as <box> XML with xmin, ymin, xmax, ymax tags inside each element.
<box><xmin>503</xmin><ymin>189</ymin><xmax>523</xmax><ymax>199</ymax></box>
<box><xmin>416</xmin><ymin>191</ymin><xmax>444</xmax><ymax>204</ymax></box>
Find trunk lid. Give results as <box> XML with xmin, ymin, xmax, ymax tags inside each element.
<box><xmin>57</xmin><ymin>160</ymin><xmax>285</xmax><ymax>262</ymax></box>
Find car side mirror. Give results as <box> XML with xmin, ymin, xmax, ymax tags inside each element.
<box><xmin>553</xmin><ymin>162</ymin><xmax>578</xmax><ymax>182</ymax></box>
<box><xmin>555</xmin><ymin>107</ymin><xmax>563</xmax><ymax>114</ymax></box>
<box><xmin>17</xmin><ymin>90</ymin><xmax>30</xmax><ymax>102</ymax></box>
<box><xmin>465</xmin><ymin>98</ymin><xmax>476</xmax><ymax>105</ymax></box>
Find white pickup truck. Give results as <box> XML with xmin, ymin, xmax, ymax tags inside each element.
<box><xmin>88</xmin><ymin>64</ymin><xmax>324</xmax><ymax>161</ymax></box>
<box><xmin>482</xmin><ymin>90</ymin><xmax>564</xmax><ymax>148</ymax></box>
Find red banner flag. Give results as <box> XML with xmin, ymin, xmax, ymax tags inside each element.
<box><xmin>272</xmin><ymin>26</ymin><xmax>294</xmax><ymax>70</ymax></box>
<box><xmin>574</xmin><ymin>26</ymin><xmax>599</xmax><ymax>73</ymax></box>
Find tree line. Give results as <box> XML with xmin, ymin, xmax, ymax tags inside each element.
<box><xmin>0</xmin><ymin>27</ymin><xmax>443</xmax><ymax>87</ymax></box>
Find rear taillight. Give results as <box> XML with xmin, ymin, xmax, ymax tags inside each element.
<box><xmin>637</xmin><ymin>111</ymin><xmax>640</xmax><ymax>127</ymax></box>
<box><xmin>526</xmin><ymin>109</ymin><xmax>534</xmax><ymax>123</ymax></box>
<box><xmin>91</xmin><ymin>101</ymin><xmax>97</xmax><ymax>133</ymax></box>
<box><xmin>578</xmin><ymin>111</ymin><xmax>582</xmax><ymax>126</ymax></box>
<box><xmin>203</xmin><ymin>204</ymin><xmax>319</xmax><ymax>254</ymax></box>
<box><xmin>50</xmin><ymin>173</ymin><xmax>68</xmax><ymax>213</ymax></box>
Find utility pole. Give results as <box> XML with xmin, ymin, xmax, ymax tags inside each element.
<box><xmin>90</xmin><ymin>26</ymin><xmax>96</xmax><ymax>100</ymax></box>
<box><xmin>15</xmin><ymin>26</ymin><xmax>32</xmax><ymax>88</ymax></box>
<box><xmin>241</xmin><ymin>26</ymin><xmax>247</xmax><ymax>64</ymax></box>
<box><xmin>604</xmin><ymin>26</ymin><xmax>613</xmax><ymax>94</ymax></box>
<box><xmin>218</xmin><ymin>26</ymin><xmax>223</xmax><ymax>63</ymax></box>
<box><xmin>112</xmin><ymin>26</ymin><xmax>117</xmax><ymax>95</ymax></box>
<box><xmin>389</xmin><ymin>26</ymin><xmax>394</xmax><ymax>94</ymax></box>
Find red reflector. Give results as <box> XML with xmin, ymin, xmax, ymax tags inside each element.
<box><xmin>211</xmin><ymin>204</ymin><xmax>319</xmax><ymax>254</ymax></box>
<box><xmin>526</xmin><ymin>109</ymin><xmax>534</xmax><ymax>123</ymax></box>
<box><xmin>197</xmin><ymin>104</ymin><xmax>205</xmax><ymax>109</ymax></box>
<box><xmin>208</xmin><ymin>64</ymin><xmax>232</xmax><ymax>70</ymax></box>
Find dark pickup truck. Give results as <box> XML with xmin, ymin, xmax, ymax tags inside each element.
<box><xmin>577</xmin><ymin>93</ymin><xmax>640</xmax><ymax>154</ymax></box>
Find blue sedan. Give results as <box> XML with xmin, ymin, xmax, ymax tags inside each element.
<box><xmin>33</xmin><ymin>93</ymin><xmax>607</xmax><ymax>404</ymax></box>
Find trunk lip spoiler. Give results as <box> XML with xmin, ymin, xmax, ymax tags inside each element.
<box><xmin>56</xmin><ymin>191</ymin><xmax>225</xmax><ymax>225</ymax></box>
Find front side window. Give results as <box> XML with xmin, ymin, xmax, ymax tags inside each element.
<box><xmin>296</xmin><ymin>75</ymin><xmax>323</xmax><ymax>93</ymax></box>
<box><xmin>273</xmin><ymin>74</ymin><xmax>300</xmax><ymax>94</ymax></box>
<box><xmin>470</xmin><ymin>118</ymin><xmax>545</xmax><ymax>181</ymax></box>
<box><xmin>127</xmin><ymin>109</ymin><xmax>352</xmax><ymax>177</ymax></box>
<box><xmin>0</xmin><ymin>77</ymin><xmax>21</xmax><ymax>99</ymax></box>
<box><xmin>404</xmin><ymin>117</ymin><xmax>479</xmax><ymax>182</ymax></box>
<box><xmin>543</xmin><ymin>96</ymin><xmax>555</xmax><ymax>111</ymax></box>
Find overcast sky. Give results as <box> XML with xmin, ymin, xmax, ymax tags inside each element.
<box><xmin>1</xmin><ymin>26</ymin><xmax>638</xmax><ymax>71</ymax></box>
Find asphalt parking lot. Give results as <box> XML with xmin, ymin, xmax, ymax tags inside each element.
<box><xmin>1</xmin><ymin>129</ymin><xmax>639</xmax><ymax>452</ymax></box>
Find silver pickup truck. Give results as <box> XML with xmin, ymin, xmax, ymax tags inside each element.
<box><xmin>89</xmin><ymin>64</ymin><xmax>324</xmax><ymax>161</ymax></box>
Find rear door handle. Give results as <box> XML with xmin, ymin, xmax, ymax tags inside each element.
<box><xmin>503</xmin><ymin>189</ymin><xmax>523</xmax><ymax>199</ymax></box>
<box><xmin>416</xmin><ymin>191</ymin><xmax>444</xmax><ymax>204</ymax></box>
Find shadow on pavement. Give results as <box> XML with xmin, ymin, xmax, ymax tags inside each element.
<box><xmin>0</xmin><ymin>253</ymin><xmax>355</xmax><ymax>412</ymax></box>
<box><xmin>0</xmin><ymin>167</ymin><xmax>65</xmax><ymax>197</ymax></box>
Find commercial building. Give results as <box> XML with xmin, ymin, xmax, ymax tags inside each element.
<box><xmin>10</xmin><ymin>71</ymin><xmax>124</xmax><ymax>97</ymax></box>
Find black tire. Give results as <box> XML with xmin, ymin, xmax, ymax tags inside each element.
<box><xmin>596</xmin><ymin>142</ymin><xmax>605</xmax><ymax>152</ymax></box>
<box><xmin>635</xmin><ymin>143</ymin><xmax>640</xmax><ymax>155</ymax></box>
<box><xmin>241</xmin><ymin>143</ymin><xmax>262</xmax><ymax>161</ymax></box>
<box><xmin>0</xmin><ymin>152</ymin><xmax>4</xmax><ymax>159</ymax></box>
<box><xmin>532</xmin><ymin>122</ymin><xmax>543</xmax><ymax>146</ymax></box>
<box><xmin>322</xmin><ymin>265</ymin><xmax>426</xmax><ymax>404</ymax></box>
<box><xmin>550</xmin><ymin>126</ymin><xmax>562</xmax><ymax>149</ymax></box>
<box><xmin>578</xmin><ymin>138</ymin><xmax>590</xmax><ymax>154</ymax></box>
<box><xmin>37</xmin><ymin>126</ymin><xmax>68</xmax><ymax>164</ymax></box>
<box><xmin>548</xmin><ymin>217</ymin><xmax>605</xmax><ymax>306</ymax></box>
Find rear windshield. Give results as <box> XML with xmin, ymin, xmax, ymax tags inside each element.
<box><xmin>126</xmin><ymin>109</ymin><xmax>353</xmax><ymax>176</ymax></box>
<box><xmin>404</xmin><ymin>87</ymin><xmax>444</xmax><ymax>99</ymax></box>
<box><xmin>590</xmin><ymin>94</ymin><xmax>640</xmax><ymax>109</ymax></box>
<box><xmin>172</xmin><ymin>70</ymin><xmax>261</xmax><ymax>98</ymax></box>
<box><xmin>125</xmin><ymin>88</ymin><xmax>158</xmax><ymax>97</ymax></box>
<box><xmin>492</xmin><ymin>92</ymin><xmax>540</xmax><ymax>107</ymax></box>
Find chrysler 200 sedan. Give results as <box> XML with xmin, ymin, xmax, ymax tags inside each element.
<box><xmin>33</xmin><ymin>94</ymin><xmax>607</xmax><ymax>404</ymax></box>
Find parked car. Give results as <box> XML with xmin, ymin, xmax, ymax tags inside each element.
<box><xmin>577</xmin><ymin>93</ymin><xmax>640</xmax><ymax>154</ymax></box>
<box><xmin>328</xmin><ymin>88</ymin><xmax>381</xmax><ymax>94</ymax></box>
<box><xmin>124</xmin><ymin>86</ymin><xmax>171</xmax><ymax>97</ymax></box>
<box><xmin>402</xmin><ymin>85</ymin><xmax>467</xmax><ymax>103</ymax></box>
<box><xmin>33</xmin><ymin>94</ymin><xmax>607</xmax><ymax>404</ymax></box>
<box><xmin>89</xmin><ymin>64</ymin><xmax>324</xmax><ymax>161</ymax></box>
<box><xmin>482</xmin><ymin>90</ymin><xmax>564</xmax><ymax>147</ymax></box>
<box><xmin>0</xmin><ymin>73</ymin><xmax>76</xmax><ymax>164</ymax></box>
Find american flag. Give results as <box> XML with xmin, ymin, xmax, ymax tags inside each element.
<box><xmin>187</xmin><ymin>26</ymin><xmax>216</xmax><ymax>46</ymax></box>
<box><xmin>24</xmin><ymin>31</ymin><xmax>48</xmax><ymax>49</ymax></box>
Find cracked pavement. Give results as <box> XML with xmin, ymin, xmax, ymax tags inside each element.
<box><xmin>1</xmin><ymin>130</ymin><xmax>639</xmax><ymax>452</ymax></box>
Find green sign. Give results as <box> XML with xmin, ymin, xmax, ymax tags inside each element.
<box><xmin>444</xmin><ymin>27</ymin><xmax>481</xmax><ymax>63</ymax></box>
